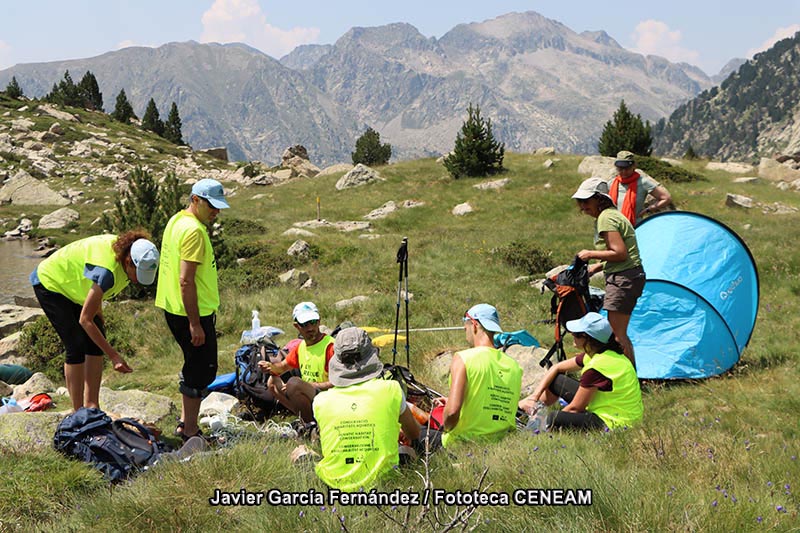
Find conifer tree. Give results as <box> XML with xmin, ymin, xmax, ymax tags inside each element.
<box><xmin>4</xmin><ymin>76</ymin><xmax>23</xmax><ymax>99</ymax></box>
<box><xmin>46</xmin><ymin>70</ymin><xmax>81</xmax><ymax>107</ymax></box>
<box><xmin>111</xmin><ymin>89</ymin><xmax>137</xmax><ymax>123</ymax></box>
<box><xmin>351</xmin><ymin>127</ymin><xmax>392</xmax><ymax>165</ymax></box>
<box><xmin>443</xmin><ymin>103</ymin><xmax>505</xmax><ymax>179</ymax></box>
<box><xmin>141</xmin><ymin>98</ymin><xmax>164</xmax><ymax>136</ymax></box>
<box><xmin>77</xmin><ymin>71</ymin><xmax>103</xmax><ymax>111</ymax></box>
<box><xmin>163</xmin><ymin>102</ymin><xmax>184</xmax><ymax>145</ymax></box>
<box><xmin>597</xmin><ymin>100</ymin><xmax>653</xmax><ymax>156</ymax></box>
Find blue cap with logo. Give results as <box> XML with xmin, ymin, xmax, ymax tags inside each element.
<box><xmin>464</xmin><ymin>303</ymin><xmax>503</xmax><ymax>333</ymax></box>
<box><xmin>191</xmin><ymin>178</ymin><xmax>230</xmax><ymax>209</ymax></box>
<box><xmin>566</xmin><ymin>312</ymin><xmax>613</xmax><ymax>343</ymax></box>
<box><xmin>130</xmin><ymin>239</ymin><xmax>159</xmax><ymax>285</ymax></box>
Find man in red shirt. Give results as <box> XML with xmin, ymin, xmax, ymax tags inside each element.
<box><xmin>258</xmin><ymin>302</ymin><xmax>334</xmax><ymax>423</ymax></box>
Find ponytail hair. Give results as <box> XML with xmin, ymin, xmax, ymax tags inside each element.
<box><xmin>113</xmin><ymin>229</ymin><xmax>152</xmax><ymax>263</ymax></box>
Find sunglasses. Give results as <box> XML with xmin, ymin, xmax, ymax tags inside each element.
<box><xmin>295</xmin><ymin>319</ymin><xmax>319</xmax><ymax>328</ymax></box>
<box><xmin>463</xmin><ymin>311</ymin><xmax>475</xmax><ymax>323</ymax></box>
<box><xmin>572</xmin><ymin>331</ymin><xmax>588</xmax><ymax>338</ymax></box>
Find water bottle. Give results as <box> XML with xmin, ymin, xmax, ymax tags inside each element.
<box><xmin>0</xmin><ymin>397</ymin><xmax>23</xmax><ymax>415</ymax></box>
<box><xmin>526</xmin><ymin>401</ymin><xmax>548</xmax><ymax>433</ymax></box>
<box><xmin>251</xmin><ymin>310</ymin><xmax>261</xmax><ymax>332</ymax></box>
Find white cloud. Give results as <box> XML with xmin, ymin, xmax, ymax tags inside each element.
<box><xmin>746</xmin><ymin>24</ymin><xmax>800</xmax><ymax>57</ymax></box>
<box><xmin>200</xmin><ymin>0</ymin><xmax>320</xmax><ymax>58</ymax></box>
<box><xmin>629</xmin><ymin>19</ymin><xmax>700</xmax><ymax>65</ymax></box>
<box><xmin>0</xmin><ymin>40</ymin><xmax>12</xmax><ymax>70</ymax></box>
<box><xmin>116</xmin><ymin>40</ymin><xmax>155</xmax><ymax>50</ymax></box>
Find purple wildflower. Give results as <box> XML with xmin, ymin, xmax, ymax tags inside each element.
<box><xmin>711</xmin><ymin>500</ymin><xmax>718</xmax><ymax>507</ymax></box>
<box><xmin>299</xmin><ymin>511</ymin><xmax>305</xmax><ymax>518</ymax></box>
<box><xmin>776</xmin><ymin>505</ymin><xmax>785</xmax><ymax>513</ymax></box>
<box><xmin>533</xmin><ymin>446</ymin><xmax>539</xmax><ymax>452</ymax></box>
<box><xmin>757</xmin><ymin>516</ymin><xmax>762</xmax><ymax>523</ymax></box>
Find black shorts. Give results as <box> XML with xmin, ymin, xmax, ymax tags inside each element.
<box><xmin>33</xmin><ymin>283</ymin><xmax>105</xmax><ymax>364</ymax></box>
<box><xmin>164</xmin><ymin>311</ymin><xmax>218</xmax><ymax>390</ymax></box>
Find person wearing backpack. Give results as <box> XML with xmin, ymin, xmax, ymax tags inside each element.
<box><xmin>518</xmin><ymin>313</ymin><xmax>643</xmax><ymax>431</ymax></box>
<box><xmin>257</xmin><ymin>301</ymin><xmax>334</xmax><ymax>424</ymax></box>
<box><xmin>572</xmin><ymin>176</ymin><xmax>645</xmax><ymax>368</ymax></box>
<box><xmin>30</xmin><ymin>231</ymin><xmax>159</xmax><ymax>412</ymax></box>
<box><xmin>155</xmin><ymin>178</ymin><xmax>229</xmax><ymax>442</ymax></box>
<box><xmin>313</xmin><ymin>327</ymin><xmax>420</xmax><ymax>491</ymax></box>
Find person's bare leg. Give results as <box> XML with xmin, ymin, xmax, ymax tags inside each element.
<box><xmin>84</xmin><ymin>354</ymin><xmax>104</xmax><ymax>409</ymax></box>
<box><xmin>64</xmin><ymin>362</ymin><xmax>85</xmax><ymax>412</ymax></box>
<box><xmin>285</xmin><ymin>378</ymin><xmax>317</xmax><ymax>423</ymax></box>
<box><xmin>607</xmin><ymin>310</ymin><xmax>635</xmax><ymax>368</ymax></box>
<box><xmin>182</xmin><ymin>395</ymin><xmax>202</xmax><ymax>436</ymax></box>
<box><xmin>268</xmin><ymin>375</ymin><xmax>299</xmax><ymax>415</ymax></box>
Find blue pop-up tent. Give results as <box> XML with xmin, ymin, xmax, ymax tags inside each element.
<box><xmin>629</xmin><ymin>212</ymin><xmax>759</xmax><ymax>379</ymax></box>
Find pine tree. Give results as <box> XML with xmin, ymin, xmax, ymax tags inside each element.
<box><xmin>351</xmin><ymin>126</ymin><xmax>392</xmax><ymax>165</ymax></box>
<box><xmin>111</xmin><ymin>89</ymin><xmax>137</xmax><ymax>123</ymax></box>
<box><xmin>443</xmin><ymin>103</ymin><xmax>505</xmax><ymax>179</ymax></box>
<box><xmin>46</xmin><ymin>70</ymin><xmax>82</xmax><ymax>107</ymax></box>
<box><xmin>101</xmin><ymin>167</ymin><xmax>184</xmax><ymax>245</ymax></box>
<box><xmin>141</xmin><ymin>98</ymin><xmax>164</xmax><ymax>136</ymax></box>
<box><xmin>4</xmin><ymin>76</ymin><xmax>23</xmax><ymax>99</ymax></box>
<box><xmin>597</xmin><ymin>100</ymin><xmax>653</xmax><ymax>156</ymax></box>
<box><xmin>163</xmin><ymin>102</ymin><xmax>184</xmax><ymax>145</ymax></box>
<box><xmin>77</xmin><ymin>71</ymin><xmax>103</xmax><ymax>111</ymax></box>
<box><xmin>684</xmin><ymin>145</ymin><xmax>699</xmax><ymax>160</ymax></box>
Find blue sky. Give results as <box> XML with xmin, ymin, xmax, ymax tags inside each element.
<box><xmin>1</xmin><ymin>1</ymin><xmax>798</xmax><ymax>75</ymax></box>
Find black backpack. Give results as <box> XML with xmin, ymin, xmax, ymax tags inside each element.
<box><xmin>234</xmin><ymin>339</ymin><xmax>299</xmax><ymax>419</ymax></box>
<box><xmin>53</xmin><ymin>407</ymin><xmax>161</xmax><ymax>482</ymax></box>
<box><xmin>539</xmin><ymin>256</ymin><xmax>604</xmax><ymax>368</ymax></box>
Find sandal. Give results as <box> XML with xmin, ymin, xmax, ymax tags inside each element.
<box><xmin>175</xmin><ymin>420</ymin><xmax>185</xmax><ymax>437</ymax></box>
<box><xmin>180</xmin><ymin>428</ymin><xmax>204</xmax><ymax>443</ymax></box>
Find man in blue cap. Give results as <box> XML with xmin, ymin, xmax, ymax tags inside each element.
<box><xmin>435</xmin><ymin>303</ymin><xmax>522</xmax><ymax>448</ymax></box>
<box><xmin>156</xmin><ymin>178</ymin><xmax>230</xmax><ymax>441</ymax></box>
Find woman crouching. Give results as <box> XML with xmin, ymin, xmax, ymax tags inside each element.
<box><xmin>519</xmin><ymin>312</ymin><xmax>642</xmax><ymax>431</ymax></box>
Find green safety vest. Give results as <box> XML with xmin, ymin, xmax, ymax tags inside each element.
<box><xmin>36</xmin><ymin>234</ymin><xmax>129</xmax><ymax>305</ymax></box>
<box><xmin>582</xmin><ymin>349</ymin><xmax>643</xmax><ymax>429</ymax></box>
<box><xmin>313</xmin><ymin>379</ymin><xmax>403</xmax><ymax>491</ymax></box>
<box><xmin>155</xmin><ymin>210</ymin><xmax>219</xmax><ymax>316</ymax></box>
<box><xmin>298</xmin><ymin>335</ymin><xmax>333</xmax><ymax>383</ymax></box>
<box><xmin>442</xmin><ymin>346</ymin><xmax>522</xmax><ymax>448</ymax></box>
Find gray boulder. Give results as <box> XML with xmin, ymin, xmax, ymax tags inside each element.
<box><xmin>334</xmin><ymin>295</ymin><xmax>369</xmax><ymax>310</ymax></box>
<box><xmin>98</xmin><ymin>387</ymin><xmax>177</xmax><ymax>425</ymax></box>
<box><xmin>335</xmin><ymin>164</ymin><xmax>384</xmax><ymax>190</ymax></box>
<box><xmin>706</xmin><ymin>161</ymin><xmax>753</xmax><ymax>173</ymax></box>
<box><xmin>452</xmin><ymin>202</ymin><xmax>473</xmax><ymax>216</ymax></box>
<box><xmin>0</xmin><ymin>411</ymin><xmax>67</xmax><ymax>451</ymax></box>
<box><xmin>473</xmin><ymin>178</ymin><xmax>510</xmax><ymax>190</ymax></box>
<box><xmin>287</xmin><ymin>239</ymin><xmax>311</xmax><ymax>258</ymax></box>
<box><xmin>759</xmin><ymin>158</ymin><xmax>800</xmax><ymax>181</ymax></box>
<box><xmin>0</xmin><ymin>170</ymin><xmax>70</xmax><ymax>206</ymax></box>
<box><xmin>278</xmin><ymin>269</ymin><xmax>310</xmax><ymax>287</ymax></box>
<box><xmin>0</xmin><ymin>331</ymin><xmax>22</xmax><ymax>360</ymax></box>
<box><xmin>282</xmin><ymin>228</ymin><xmax>317</xmax><ymax>238</ymax></box>
<box><xmin>12</xmin><ymin>372</ymin><xmax>57</xmax><ymax>400</ymax></box>
<box><xmin>0</xmin><ymin>381</ymin><xmax>12</xmax><ymax>396</ymax></box>
<box><xmin>364</xmin><ymin>201</ymin><xmax>398</xmax><ymax>220</ymax></box>
<box><xmin>38</xmin><ymin>207</ymin><xmax>80</xmax><ymax>229</ymax></box>
<box><xmin>726</xmin><ymin>193</ymin><xmax>753</xmax><ymax>209</ymax></box>
<box><xmin>0</xmin><ymin>304</ymin><xmax>44</xmax><ymax>337</ymax></box>
<box><xmin>317</xmin><ymin>163</ymin><xmax>354</xmax><ymax>177</ymax></box>
<box><xmin>577</xmin><ymin>155</ymin><xmax>616</xmax><ymax>181</ymax></box>
<box><xmin>37</xmin><ymin>103</ymin><xmax>79</xmax><ymax>122</ymax></box>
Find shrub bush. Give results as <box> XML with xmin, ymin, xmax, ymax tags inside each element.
<box><xmin>19</xmin><ymin>310</ymin><xmax>135</xmax><ymax>382</ymax></box>
<box><xmin>636</xmin><ymin>155</ymin><xmax>704</xmax><ymax>183</ymax></box>
<box><xmin>496</xmin><ymin>241</ymin><xmax>555</xmax><ymax>275</ymax></box>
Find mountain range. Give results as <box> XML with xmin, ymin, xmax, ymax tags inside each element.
<box><xmin>654</xmin><ymin>31</ymin><xmax>800</xmax><ymax>161</ymax></box>
<box><xmin>0</xmin><ymin>11</ymin><xmax>728</xmax><ymax>166</ymax></box>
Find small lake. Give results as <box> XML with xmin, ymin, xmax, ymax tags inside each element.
<box><xmin>0</xmin><ymin>239</ymin><xmax>43</xmax><ymax>305</ymax></box>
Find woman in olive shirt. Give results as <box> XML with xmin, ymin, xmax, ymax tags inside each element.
<box><xmin>570</xmin><ymin>177</ymin><xmax>645</xmax><ymax>367</ymax></box>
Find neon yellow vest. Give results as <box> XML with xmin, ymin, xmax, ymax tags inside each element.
<box><xmin>442</xmin><ymin>346</ymin><xmax>522</xmax><ymax>448</ymax></box>
<box><xmin>36</xmin><ymin>234</ymin><xmax>129</xmax><ymax>305</ymax></box>
<box><xmin>582</xmin><ymin>350</ymin><xmax>643</xmax><ymax>429</ymax></box>
<box><xmin>313</xmin><ymin>379</ymin><xmax>402</xmax><ymax>491</ymax></box>
<box><xmin>155</xmin><ymin>210</ymin><xmax>219</xmax><ymax>316</ymax></box>
<box><xmin>298</xmin><ymin>335</ymin><xmax>333</xmax><ymax>383</ymax></box>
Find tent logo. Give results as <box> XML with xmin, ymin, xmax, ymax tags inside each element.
<box><xmin>720</xmin><ymin>276</ymin><xmax>743</xmax><ymax>300</ymax></box>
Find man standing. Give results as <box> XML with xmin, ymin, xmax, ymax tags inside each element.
<box><xmin>438</xmin><ymin>303</ymin><xmax>522</xmax><ymax>448</ymax></box>
<box><xmin>608</xmin><ymin>150</ymin><xmax>672</xmax><ymax>226</ymax></box>
<box><xmin>258</xmin><ymin>301</ymin><xmax>334</xmax><ymax>423</ymax></box>
<box><xmin>156</xmin><ymin>178</ymin><xmax>229</xmax><ymax>441</ymax></box>
<box><xmin>313</xmin><ymin>327</ymin><xmax>420</xmax><ymax>491</ymax></box>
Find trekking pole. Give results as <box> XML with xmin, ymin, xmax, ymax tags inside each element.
<box><xmin>392</xmin><ymin>237</ymin><xmax>408</xmax><ymax>366</ymax></box>
<box><xmin>402</xmin><ymin>238</ymin><xmax>410</xmax><ymax>368</ymax></box>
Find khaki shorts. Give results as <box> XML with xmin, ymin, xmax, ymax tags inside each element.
<box><xmin>603</xmin><ymin>266</ymin><xmax>646</xmax><ymax>314</ymax></box>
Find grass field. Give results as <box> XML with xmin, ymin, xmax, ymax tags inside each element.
<box><xmin>1</xmin><ymin>152</ymin><xmax>799</xmax><ymax>532</ymax></box>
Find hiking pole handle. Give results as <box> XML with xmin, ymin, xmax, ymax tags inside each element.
<box><xmin>396</xmin><ymin>237</ymin><xmax>408</xmax><ymax>264</ymax></box>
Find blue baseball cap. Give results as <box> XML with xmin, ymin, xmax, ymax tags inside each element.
<box><xmin>566</xmin><ymin>312</ymin><xmax>613</xmax><ymax>343</ymax></box>
<box><xmin>191</xmin><ymin>178</ymin><xmax>229</xmax><ymax>209</ymax></box>
<box><xmin>130</xmin><ymin>238</ymin><xmax>159</xmax><ymax>285</ymax></box>
<box><xmin>464</xmin><ymin>303</ymin><xmax>502</xmax><ymax>333</ymax></box>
